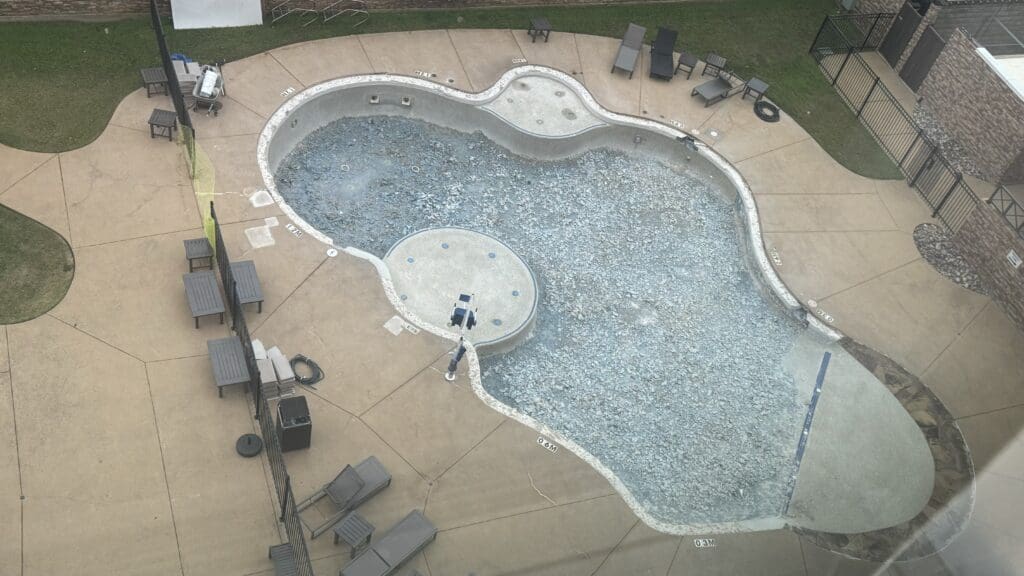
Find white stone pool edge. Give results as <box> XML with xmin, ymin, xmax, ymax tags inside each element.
<box><xmin>256</xmin><ymin>65</ymin><xmax>843</xmax><ymax>535</ymax></box>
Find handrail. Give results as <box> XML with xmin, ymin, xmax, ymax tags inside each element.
<box><xmin>323</xmin><ymin>0</ymin><xmax>368</xmax><ymax>26</ymax></box>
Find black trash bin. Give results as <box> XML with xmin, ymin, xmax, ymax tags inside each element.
<box><xmin>277</xmin><ymin>395</ymin><xmax>311</xmax><ymax>452</ymax></box>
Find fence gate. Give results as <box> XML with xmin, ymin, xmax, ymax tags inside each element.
<box><xmin>881</xmin><ymin>1</ymin><xmax>923</xmax><ymax>67</ymax></box>
<box><xmin>900</xmin><ymin>25</ymin><xmax>945</xmax><ymax>91</ymax></box>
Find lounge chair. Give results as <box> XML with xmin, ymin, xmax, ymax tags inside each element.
<box><xmin>296</xmin><ymin>456</ymin><xmax>392</xmax><ymax>539</ymax></box>
<box><xmin>691</xmin><ymin>70</ymin><xmax>746</xmax><ymax>107</ymax></box>
<box><xmin>339</xmin><ymin>510</ymin><xmax>437</xmax><ymax>576</ymax></box>
<box><xmin>649</xmin><ymin>27</ymin><xmax>678</xmax><ymax>81</ymax></box>
<box><xmin>611</xmin><ymin>23</ymin><xmax>646</xmax><ymax>79</ymax></box>
<box><xmin>268</xmin><ymin>543</ymin><xmax>297</xmax><ymax>576</ymax></box>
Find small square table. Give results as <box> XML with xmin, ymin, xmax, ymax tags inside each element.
<box><xmin>141</xmin><ymin>67</ymin><xmax>168</xmax><ymax>98</ymax></box>
<box><xmin>148</xmin><ymin>109</ymin><xmax>177</xmax><ymax>141</ymax></box>
<box><xmin>743</xmin><ymin>77</ymin><xmax>770</xmax><ymax>101</ymax></box>
<box><xmin>184</xmin><ymin>237</ymin><xmax>214</xmax><ymax>272</ymax></box>
<box><xmin>676</xmin><ymin>52</ymin><xmax>699</xmax><ymax>80</ymax></box>
<box><xmin>333</xmin><ymin>511</ymin><xmax>375</xmax><ymax>558</ymax></box>
<box><xmin>528</xmin><ymin>17</ymin><xmax>552</xmax><ymax>43</ymax></box>
<box><xmin>702</xmin><ymin>52</ymin><xmax>727</xmax><ymax>78</ymax></box>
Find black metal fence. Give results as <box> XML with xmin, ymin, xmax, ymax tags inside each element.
<box><xmin>149</xmin><ymin>0</ymin><xmax>196</xmax><ymax>172</ymax></box>
<box><xmin>811</xmin><ymin>12</ymin><xmax>895</xmax><ymax>53</ymax></box>
<box><xmin>810</xmin><ymin>14</ymin><xmax>980</xmax><ymax>232</ymax></box>
<box><xmin>209</xmin><ymin>203</ymin><xmax>315</xmax><ymax>575</ymax></box>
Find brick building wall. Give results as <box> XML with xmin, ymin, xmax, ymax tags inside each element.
<box><xmin>2</xmin><ymin>0</ymin><xmax>625</xmax><ymax>17</ymax></box>
<box><xmin>918</xmin><ymin>28</ymin><xmax>1024</xmax><ymax>184</ymax></box>
<box><xmin>953</xmin><ymin>203</ymin><xmax>1024</xmax><ymax>334</ymax></box>
<box><xmin>0</xmin><ymin>0</ymin><xmax>167</xmax><ymax>17</ymax></box>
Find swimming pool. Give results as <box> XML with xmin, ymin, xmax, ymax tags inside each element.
<box><xmin>258</xmin><ymin>67</ymin><xmax>934</xmax><ymax>535</ymax></box>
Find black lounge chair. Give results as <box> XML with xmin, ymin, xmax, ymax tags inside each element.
<box><xmin>691</xmin><ymin>70</ymin><xmax>746</xmax><ymax>107</ymax></box>
<box><xmin>340</xmin><ymin>510</ymin><xmax>437</xmax><ymax>576</ymax></box>
<box><xmin>611</xmin><ymin>23</ymin><xmax>646</xmax><ymax>78</ymax></box>
<box><xmin>649</xmin><ymin>27</ymin><xmax>678</xmax><ymax>80</ymax></box>
<box><xmin>296</xmin><ymin>456</ymin><xmax>392</xmax><ymax>539</ymax></box>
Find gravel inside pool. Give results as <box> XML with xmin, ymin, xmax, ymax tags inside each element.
<box><xmin>275</xmin><ymin>116</ymin><xmax>808</xmax><ymax>526</ymax></box>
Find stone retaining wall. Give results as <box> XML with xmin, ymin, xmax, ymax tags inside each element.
<box><xmin>954</xmin><ymin>203</ymin><xmax>1024</xmax><ymax>334</ymax></box>
<box><xmin>2</xmin><ymin>0</ymin><xmax>635</xmax><ymax>18</ymax></box>
<box><xmin>0</xmin><ymin>0</ymin><xmax>165</xmax><ymax>17</ymax></box>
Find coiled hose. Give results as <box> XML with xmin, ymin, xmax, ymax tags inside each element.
<box><xmin>289</xmin><ymin>354</ymin><xmax>324</xmax><ymax>387</ymax></box>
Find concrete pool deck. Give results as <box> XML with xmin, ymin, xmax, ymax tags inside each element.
<box><xmin>0</xmin><ymin>28</ymin><xmax>1022</xmax><ymax>576</ymax></box>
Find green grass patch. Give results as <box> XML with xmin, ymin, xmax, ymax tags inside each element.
<box><xmin>0</xmin><ymin>205</ymin><xmax>75</xmax><ymax>324</ymax></box>
<box><xmin>0</xmin><ymin>0</ymin><xmax>900</xmax><ymax>178</ymax></box>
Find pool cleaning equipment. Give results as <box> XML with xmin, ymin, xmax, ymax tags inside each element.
<box><xmin>445</xmin><ymin>294</ymin><xmax>477</xmax><ymax>382</ymax></box>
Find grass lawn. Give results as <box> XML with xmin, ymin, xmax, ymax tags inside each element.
<box><xmin>0</xmin><ymin>205</ymin><xmax>75</xmax><ymax>324</ymax></box>
<box><xmin>0</xmin><ymin>0</ymin><xmax>900</xmax><ymax>178</ymax></box>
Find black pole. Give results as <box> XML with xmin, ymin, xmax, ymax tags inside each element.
<box><xmin>810</xmin><ymin>16</ymin><xmax>830</xmax><ymax>54</ymax></box>
<box><xmin>862</xmin><ymin>13</ymin><xmax>881</xmax><ymax>50</ymax></box>
<box><xmin>254</xmin><ymin>376</ymin><xmax>262</xmax><ymax>420</ymax></box>
<box><xmin>856</xmin><ymin>77</ymin><xmax>880</xmax><ymax>117</ymax></box>
<box><xmin>832</xmin><ymin>48</ymin><xmax>854</xmax><ymax>86</ymax></box>
<box><xmin>932</xmin><ymin>174</ymin><xmax>963</xmax><ymax>218</ymax></box>
<box><xmin>280</xmin><ymin>475</ymin><xmax>290</xmax><ymax>521</ymax></box>
<box><xmin>910</xmin><ymin>146</ymin><xmax>937</xmax><ymax>187</ymax></box>
<box><xmin>899</xmin><ymin>129</ymin><xmax>922</xmax><ymax>169</ymax></box>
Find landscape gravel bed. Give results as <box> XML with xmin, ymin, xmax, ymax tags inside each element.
<box><xmin>913</xmin><ymin>223</ymin><xmax>988</xmax><ymax>296</ymax></box>
<box><xmin>275</xmin><ymin>116</ymin><xmax>809</xmax><ymax>526</ymax></box>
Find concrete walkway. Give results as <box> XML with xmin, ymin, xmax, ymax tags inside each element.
<box><xmin>1</xmin><ymin>28</ymin><xmax>1023</xmax><ymax>576</ymax></box>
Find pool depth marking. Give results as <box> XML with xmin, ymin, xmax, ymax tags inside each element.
<box><xmin>784</xmin><ymin>351</ymin><xmax>832</xmax><ymax>515</ymax></box>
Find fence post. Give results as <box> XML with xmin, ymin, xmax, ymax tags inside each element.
<box><xmin>254</xmin><ymin>369</ymin><xmax>263</xmax><ymax>420</ymax></box>
<box><xmin>932</xmin><ymin>174</ymin><xmax>963</xmax><ymax>218</ymax></box>
<box><xmin>861</xmin><ymin>13</ymin><xmax>882</xmax><ymax>50</ymax></box>
<box><xmin>909</xmin><ymin>146</ymin><xmax>937</xmax><ymax>187</ymax></box>
<box><xmin>832</xmin><ymin>48</ymin><xmax>854</xmax><ymax>86</ymax></box>
<box><xmin>280</xmin><ymin>475</ymin><xmax>290</xmax><ymax>522</ymax></box>
<box><xmin>856</xmin><ymin>76</ymin><xmax>880</xmax><ymax>118</ymax></box>
<box><xmin>899</xmin><ymin>130</ymin><xmax>923</xmax><ymax>169</ymax></box>
<box><xmin>987</xmin><ymin>185</ymin><xmax>1003</xmax><ymax>204</ymax></box>
<box><xmin>231</xmin><ymin>280</ymin><xmax>239</xmax><ymax>332</ymax></box>
<box><xmin>810</xmin><ymin>16</ymin><xmax>830</xmax><ymax>54</ymax></box>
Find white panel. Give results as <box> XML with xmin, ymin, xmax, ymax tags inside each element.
<box><xmin>171</xmin><ymin>0</ymin><xmax>263</xmax><ymax>30</ymax></box>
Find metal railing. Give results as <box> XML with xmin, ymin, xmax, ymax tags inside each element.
<box><xmin>209</xmin><ymin>203</ymin><xmax>316</xmax><ymax>575</ymax></box>
<box><xmin>323</xmin><ymin>0</ymin><xmax>368</xmax><ymax>26</ymax></box>
<box><xmin>810</xmin><ymin>14</ymin><xmax>983</xmax><ymax>232</ymax></box>
<box><xmin>989</xmin><ymin>186</ymin><xmax>1024</xmax><ymax>240</ymax></box>
<box><xmin>270</xmin><ymin>0</ymin><xmax>320</xmax><ymax>25</ymax></box>
<box><xmin>149</xmin><ymin>0</ymin><xmax>195</xmax><ymax>172</ymax></box>
<box><xmin>810</xmin><ymin>12</ymin><xmax>895</xmax><ymax>53</ymax></box>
